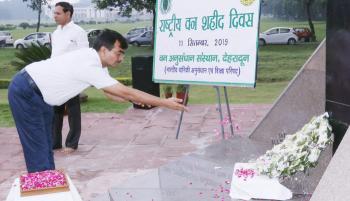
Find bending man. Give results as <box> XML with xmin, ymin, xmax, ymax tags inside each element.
<box><xmin>8</xmin><ymin>29</ymin><xmax>187</xmax><ymax>173</ymax></box>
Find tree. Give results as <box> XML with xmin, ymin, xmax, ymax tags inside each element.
<box><xmin>303</xmin><ymin>0</ymin><xmax>326</xmax><ymax>41</ymax></box>
<box><xmin>94</xmin><ymin>0</ymin><xmax>156</xmax><ymax>28</ymax></box>
<box><xmin>19</xmin><ymin>22</ymin><xmax>30</xmax><ymax>29</ymax></box>
<box><xmin>304</xmin><ymin>0</ymin><xmax>316</xmax><ymax>41</ymax></box>
<box><xmin>22</xmin><ymin>0</ymin><xmax>48</xmax><ymax>32</ymax></box>
<box><xmin>262</xmin><ymin>0</ymin><xmax>326</xmax><ymax>21</ymax></box>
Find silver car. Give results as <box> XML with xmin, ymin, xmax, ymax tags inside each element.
<box><xmin>125</xmin><ymin>27</ymin><xmax>148</xmax><ymax>43</ymax></box>
<box><xmin>14</xmin><ymin>32</ymin><xmax>51</xmax><ymax>49</ymax></box>
<box><xmin>129</xmin><ymin>31</ymin><xmax>153</xmax><ymax>46</ymax></box>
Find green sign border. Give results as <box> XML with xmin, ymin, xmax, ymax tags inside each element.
<box><xmin>152</xmin><ymin>0</ymin><xmax>261</xmax><ymax>88</ymax></box>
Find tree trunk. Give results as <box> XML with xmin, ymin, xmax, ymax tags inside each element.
<box><xmin>36</xmin><ymin>1</ymin><xmax>42</xmax><ymax>32</ymax></box>
<box><xmin>306</xmin><ymin>0</ymin><xmax>316</xmax><ymax>41</ymax></box>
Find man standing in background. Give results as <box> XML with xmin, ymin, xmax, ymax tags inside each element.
<box><xmin>51</xmin><ymin>2</ymin><xmax>89</xmax><ymax>153</ymax></box>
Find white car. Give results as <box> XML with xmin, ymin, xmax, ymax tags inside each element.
<box><xmin>14</xmin><ymin>32</ymin><xmax>51</xmax><ymax>49</ymax></box>
<box><xmin>0</xmin><ymin>31</ymin><xmax>14</xmax><ymax>46</ymax></box>
<box><xmin>259</xmin><ymin>27</ymin><xmax>298</xmax><ymax>46</ymax></box>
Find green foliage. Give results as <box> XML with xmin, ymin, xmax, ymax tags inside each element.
<box><xmin>94</xmin><ymin>0</ymin><xmax>155</xmax><ymax>16</ymax></box>
<box><xmin>0</xmin><ymin>79</ymin><xmax>10</xmax><ymax>89</ymax></box>
<box><xmin>0</xmin><ymin>104</ymin><xmax>13</xmax><ymax>127</ymax></box>
<box><xmin>0</xmin><ymin>24</ymin><xmax>16</xmax><ymax>31</ymax></box>
<box><xmin>19</xmin><ymin>22</ymin><xmax>30</xmax><ymax>29</ymax></box>
<box><xmin>162</xmin><ymin>85</ymin><xmax>173</xmax><ymax>94</ymax></box>
<box><xmin>176</xmin><ymin>84</ymin><xmax>187</xmax><ymax>93</ymax></box>
<box><xmin>11</xmin><ymin>44</ymin><xmax>51</xmax><ymax>70</ymax></box>
<box><xmin>262</xmin><ymin>0</ymin><xmax>326</xmax><ymax>21</ymax></box>
<box><xmin>116</xmin><ymin>77</ymin><xmax>132</xmax><ymax>86</ymax></box>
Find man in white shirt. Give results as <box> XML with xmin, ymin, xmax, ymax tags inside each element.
<box><xmin>8</xmin><ymin>29</ymin><xmax>187</xmax><ymax>173</ymax></box>
<box><xmin>51</xmin><ymin>2</ymin><xmax>89</xmax><ymax>153</ymax></box>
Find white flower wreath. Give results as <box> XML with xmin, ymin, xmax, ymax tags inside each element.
<box><xmin>254</xmin><ymin>112</ymin><xmax>333</xmax><ymax>178</ymax></box>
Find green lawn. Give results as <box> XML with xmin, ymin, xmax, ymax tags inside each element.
<box><xmin>0</xmin><ymin>46</ymin><xmax>153</xmax><ymax>79</ymax></box>
<box><xmin>0</xmin><ymin>19</ymin><xmax>326</xmax><ymax>127</ymax></box>
<box><xmin>0</xmin><ymin>48</ymin><xmax>19</xmax><ymax>79</ymax></box>
<box><xmin>0</xmin><ymin>81</ymin><xmax>288</xmax><ymax>127</ymax></box>
<box><xmin>257</xmin><ymin>43</ymin><xmax>320</xmax><ymax>82</ymax></box>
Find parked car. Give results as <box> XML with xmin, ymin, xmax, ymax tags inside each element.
<box><xmin>0</xmin><ymin>31</ymin><xmax>14</xmax><ymax>46</ymax></box>
<box><xmin>259</xmin><ymin>27</ymin><xmax>298</xmax><ymax>46</ymax></box>
<box><xmin>0</xmin><ymin>39</ymin><xmax>5</xmax><ymax>48</ymax></box>
<box><xmin>294</xmin><ymin>27</ymin><xmax>313</xmax><ymax>42</ymax></box>
<box><xmin>14</xmin><ymin>32</ymin><xmax>51</xmax><ymax>49</ymax></box>
<box><xmin>129</xmin><ymin>31</ymin><xmax>153</xmax><ymax>46</ymax></box>
<box><xmin>124</xmin><ymin>27</ymin><xmax>148</xmax><ymax>43</ymax></box>
<box><xmin>87</xmin><ymin>29</ymin><xmax>103</xmax><ymax>47</ymax></box>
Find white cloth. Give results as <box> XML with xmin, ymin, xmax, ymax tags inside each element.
<box><xmin>26</xmin><ymin>48</ymin><xmax>118</xmax><ymax>106</ymax></box>
<box><xmin>51</xmin><ymin>21</ymin><xmax>89</xmax><ymax>58</ymax></box>
<box><xmin>229</xmin><ymin>163</ymin><xmax>293</xmax><ymax>201</ymax></box>
<box><xmin>5</xmin><ymin>175</ymin><xmax>82</xmax><ymax>201</ymax></box>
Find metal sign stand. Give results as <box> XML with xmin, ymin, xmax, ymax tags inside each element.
<box><xmin>175</xmin><ymin>85</ymin><xmax>234</xmax><ymax>139</ymax></box>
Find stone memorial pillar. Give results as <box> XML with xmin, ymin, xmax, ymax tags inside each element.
<box><xmin>326</xmin><ymin>0</ymin><xmax>350</xmax><ymax>152</ymax></box>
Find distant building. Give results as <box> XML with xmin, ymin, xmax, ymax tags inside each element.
<box><xmin>73</xmin><ymin>5</ymin><xmax>117</xmax><ymax>22</ymax></box>
<box><xmin>43</xmin><ymin>4</ymin><xmax>152</xmax><ymax>23</ymax></box>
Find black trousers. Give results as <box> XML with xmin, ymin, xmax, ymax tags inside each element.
<box><xmin>52</xmin><ymin>95</ymin><xmax>81</xmax><ymax>149</ymax></box>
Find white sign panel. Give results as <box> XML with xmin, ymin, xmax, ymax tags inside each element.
<box><xmin>153</xmin><ymin>0</ymin><xmax>261</xmax><ymax>87</ymax></box>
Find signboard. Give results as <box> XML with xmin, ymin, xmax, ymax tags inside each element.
<box><xmin>153</xmin><ymin>0</ymin><xmax>261</xmax><ymax>87</ymax></box>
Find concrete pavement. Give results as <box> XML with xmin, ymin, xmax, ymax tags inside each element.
<box><xmin>0</xmin><ymin>104</ymin><xmax>270</xmax><ymax>201</ymax></box>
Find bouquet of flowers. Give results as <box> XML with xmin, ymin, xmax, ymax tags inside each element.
<box><xmin>255</xmin><ymin>112</ymin><xmax>333</xmax><ymax>178</ymax></box>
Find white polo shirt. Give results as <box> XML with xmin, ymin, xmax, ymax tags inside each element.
<box><xmin>25</xmin><ymin>48</ymin><xmax>118</xmax><ymax>106</ymax></box>
<box><xmin>51</xmin><ymin>21</ymin><xmax>89</xmax><ymax>57</ymax></box>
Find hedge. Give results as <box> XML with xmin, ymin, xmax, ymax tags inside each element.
<box><xmin>0</xmin><ymin>77</ymin><xmax>132</xmax><ymax>89</ymax></box>
<box><xmin>0</xmin><ymin>79</ymin><xmax>10</xmax><ymax>89</ymax></box>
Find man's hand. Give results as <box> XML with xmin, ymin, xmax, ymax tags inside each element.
<box><xmin>164</xmin><ymin>97</ymin><xmax>188</xmax><ymax>112</ymax></box>
<box><xmin>103</xmin><ymin>83</ymin><xmax>188</xmax><ymax>112</ymax></box>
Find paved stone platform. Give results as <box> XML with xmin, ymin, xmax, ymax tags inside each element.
<box><xmin>0</xmin><ymin>104</ymin><xmax>270</xmax><ymax>201</ymax></box>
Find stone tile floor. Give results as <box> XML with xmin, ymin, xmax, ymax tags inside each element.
<box><xmin>0</xmin><ymin>104</ymin><xmax>270</xmax><ymax>201</ymax></box>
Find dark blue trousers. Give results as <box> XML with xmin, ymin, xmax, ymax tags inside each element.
<box><xmin>8</xmin><ymin>72</ymin><xmax>55</xmax><ymax>173</ymax></box>
<box><xmin>53</xmin><ymin>95</ymin><xmax>81</xmax><ymax>150</ymax></box>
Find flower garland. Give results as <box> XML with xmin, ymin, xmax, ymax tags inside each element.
<box><xmin>254</xmin><ymin>112</ymin><xmax>333</xmax><ymax>178</ymax></box>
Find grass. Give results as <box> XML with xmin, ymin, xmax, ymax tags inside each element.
<box><xmin>0</xmin><ymin>19</ymin><xmax>326</xmax><ymax>127</ymax></box>
<box><xmin>0</xmin><ymin>89</ymin><xmax>13</xmax><ymax>127</ymax></box>
<box><xmin>185</xmin><ymin>81</ymin><xmax>289</xmax><ymax>104</ymax></box>
<box><xmin>0</xmin><ymin>48</ymin><xmax>19</xmax><ymax>79</ymax></box>
<box><xmin>80</xmin><ymin>88</ymin><xmax>132</xmax><ymax>113</ymax></box>
<box><xmin>0</xmin><ymin>81</ymin><xmax>288</xmax><ymax>127</ymax></box>
<box><xmin>0</xmin><ymin>46</ymin><xmax>153</xmax><ymax>79</ymax></box>
<box><xmin>257</xmin><ymin>43</ymin><xmax>320</xmax><ymax>82</ymax></box>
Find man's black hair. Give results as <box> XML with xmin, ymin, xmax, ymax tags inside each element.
<box><xmin>55</xmin><ymin>2</ymin><xmax>74</xmax><ymax>17</ymax></box>
<box><xmin>93</xmin><ymin>29</ymin><xmax>128</xmax><ymax>51</ymax></box>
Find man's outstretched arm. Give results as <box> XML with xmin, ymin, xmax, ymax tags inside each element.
<box><xmin>102</xmin><ymin>83</ymin><xmax>187</xmax><ymax>111</ymax></box>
